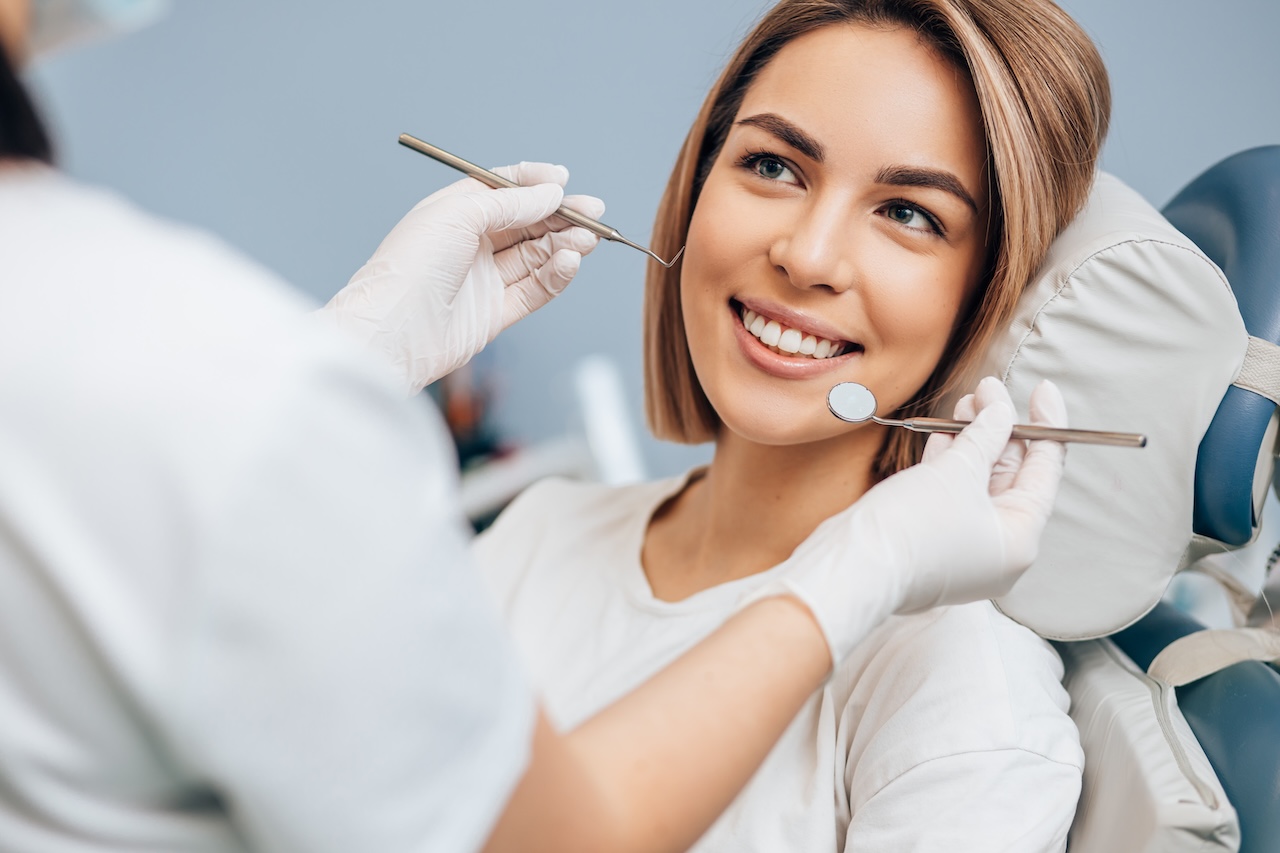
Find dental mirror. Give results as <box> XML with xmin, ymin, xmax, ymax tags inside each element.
<box><xmin>827</xmin><ymin>382</ymin><xmax>1147</xmax><ymax>448</ymax></box>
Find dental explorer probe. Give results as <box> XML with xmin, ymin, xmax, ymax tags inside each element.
<box><xmin>827</xmin><ymin>382</ymin><xmax>1147</xmax><ymax>448</ymax></box>
<box><xmin>398</xmin><ymin>134</ymin><xmax>686</xmax><ymax>269</ymax></box>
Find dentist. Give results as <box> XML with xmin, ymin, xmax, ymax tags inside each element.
<box><xmin>0</xmin><ymin>2</ymin><xmax>1069</xmax><ymax>852</ymax></box>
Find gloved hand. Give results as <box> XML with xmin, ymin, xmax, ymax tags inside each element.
<box><xmin>744</xmin><ymin>376</ymin><xmax>1068</xmax><ymax>666</ymax></box>
<box><xmin>318</xmin><ymin>162</ymin><xmax>605</xmax><ymax>394</ymax></box>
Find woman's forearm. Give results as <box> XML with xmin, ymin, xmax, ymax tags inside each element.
<box><xmin>483</xmin><ymin>595</ymin><xmax>830</xmax><ymax>853</ymax></box>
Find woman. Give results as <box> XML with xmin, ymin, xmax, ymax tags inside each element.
<box><xmin>474</xmin><ymin>0</ymin><xmax>1108</xmax><ymax>850</ymax></box>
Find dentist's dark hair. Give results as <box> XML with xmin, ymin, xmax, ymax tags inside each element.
<box><xmin>0</xmin><ymin>38</ymin><xmax>53</xmax><ymax>162</ymax></box>
<box><xmin>643</xmin><ymin>0</ymin><xmax>1110</xmax><ymax>478</ymax></box>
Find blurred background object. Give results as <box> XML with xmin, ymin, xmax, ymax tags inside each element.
<box><xmin>456</xmin><ymin>354</ymin><xmax>646</xmax><ymax>531</ymax></box>
<box><xmin>1167</xmin><ymin>490</ymin><xmax>1280</xmax><ymax>630</ymax></box>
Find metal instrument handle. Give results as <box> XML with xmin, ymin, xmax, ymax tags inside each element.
<box><xmin>900</xmin><ymin>417</ymin><xmax>1148</xmax><ymax>448</ymax></box>
<box><xmin>396</xmin><ymin>133</ymin><xmax>616</xmax><ymax>240</ymax></box>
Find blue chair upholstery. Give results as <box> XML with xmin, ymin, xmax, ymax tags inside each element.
<box><xmin>1164</xmin><ymin>146</ymin><xmax>1280</xmax><ymax>545</ymax></box>
<box><xmin>1113</xmin><ymin>146</ymin><xmax>1280</xmax><ymax>853</ymax></box>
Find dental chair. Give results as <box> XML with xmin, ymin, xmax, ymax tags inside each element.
<box><xmin>959</xmin><ymin>146</ymin><xmax>1280</xmax><ymax>852</ymax></box>
<box><xmin>1109</xmin><ymin>146</ymin><xmax>1280</xmax><ymax>853</ymax></box>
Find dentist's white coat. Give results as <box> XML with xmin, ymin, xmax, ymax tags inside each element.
<box><xmin>0</xmin><ymin>164</ymin><xmax>532</xmax><ymax>853</ymax></box>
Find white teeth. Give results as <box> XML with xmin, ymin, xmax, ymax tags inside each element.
<box><xmin>760</xmin><ymin>320</ymin><xmax>782</xmax><ymax>347</ymax></box>
<box><xmin>738</xmin><ymin>305</ymin><xmax>850</xmax><ymax>359</ymax></box>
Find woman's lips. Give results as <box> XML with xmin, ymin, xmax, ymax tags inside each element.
<box><xmin>729</xmin><ymin>301</ymin><xmax>862</xmax><ymax>379</ymax></box>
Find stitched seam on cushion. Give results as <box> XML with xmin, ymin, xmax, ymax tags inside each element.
<box><xmin>1002</xmin><ymin>238</ymin><xmax>1231</xmax><ymax>385</ymax></box>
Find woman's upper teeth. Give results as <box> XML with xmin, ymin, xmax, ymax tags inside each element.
<box><xmin>742</xmin><ymin>307</ymin><xmax>847</xmax><ymax>358</ymax></box>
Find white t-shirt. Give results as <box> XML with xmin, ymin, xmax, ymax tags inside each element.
<box><xmin>0</xmin><ymin>166</ymin><xmax>531</xmax><ymax>853</ymax></box>
<box><xmin>474</xmin><ymin>474</ymin><xmax>1085</xmax><ymax>852</ymax></box>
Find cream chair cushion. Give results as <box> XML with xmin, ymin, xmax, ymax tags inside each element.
<box><xmin>959</xmin><ymin>172</ymin><xmax>1248</xmax><ymax>639</ymax></box>
<box><xmin>1058</xmin><ymin>638</ymin><xmax>1239</xmax><ymax>852</ymax></box>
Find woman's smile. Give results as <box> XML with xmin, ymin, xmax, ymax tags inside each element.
<box><xmin>728</xmin><ymin>298</ymin><xmax>862</xmax><ymax>380</ymax></box>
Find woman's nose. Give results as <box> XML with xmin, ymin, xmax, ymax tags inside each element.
<box><xmin>768</xmin><ymin>201</ymin><xmax>858</xmax><ymax>294</ymax></box>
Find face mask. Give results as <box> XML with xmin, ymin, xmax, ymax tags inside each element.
<box><xmin>30</xmin><ymin>0</ymin><xmax>169</xmax><ymax>58</ymax></box>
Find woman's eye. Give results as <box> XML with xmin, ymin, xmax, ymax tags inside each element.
<box><xmin>741</xmin><ymin>153</ymin><xmax>799</xmax><ymax>185</ymax></box>
<box><xmin>884</xmin><ymin>202</ymin><xmax>940</xmax><ymax>235</ymax></box>
<box><xmin>756</xmin><ymin>157</ymin><xmax>789</xmax><ymax>180</ymax></box>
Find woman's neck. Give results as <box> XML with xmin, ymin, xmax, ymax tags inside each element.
<box><xmin>642</xmin><ymin>425</ymin><xmax>886</xmax><ymax>601</ymax></box>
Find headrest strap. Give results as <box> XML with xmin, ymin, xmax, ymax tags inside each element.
<box><xmin>1185</xmin><ymin>556</ymin><xmax>1262</xmax><ymax>625</ymax></box>
<box><xmin>1233</xmin><ymin>336</ymin><xmax>1280</xmax><ymax>405</ymax></box>
<box><xmin>1147</xmin><ymin>627</ymin><xmax>1280</xmax><ymax>687</ymax></box>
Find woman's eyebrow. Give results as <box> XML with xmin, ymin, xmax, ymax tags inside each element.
<box><xmin>735</xmin><ymin>114</ymin><xmax>979</xmax><ymax>214</ymax></box>
<box><xmin>875</xmin><ymin>165</ymin><xmax>979</xmax><ymax>214</ymax></box>
<box><xmin>735</xmin><ymin>113</ymin><xmax>825</xmax><ymax>162</ymax></box>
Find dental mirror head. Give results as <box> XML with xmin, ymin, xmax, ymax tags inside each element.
<box><xmin>827</xmin><ymin>382</ymin><xmax>879</xmax><ymax>423</ymax></box>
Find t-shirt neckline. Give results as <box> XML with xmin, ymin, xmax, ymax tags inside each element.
<box><xmin>619</xmin><ymin>466</ymin><xmax>794</xmax><ymax>615</ymax></box>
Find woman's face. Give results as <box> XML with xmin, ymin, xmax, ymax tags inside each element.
<box><xmin>681</xmin><ymin>23</ymin><xmax>990</xmax><ymax>448</ymax></box>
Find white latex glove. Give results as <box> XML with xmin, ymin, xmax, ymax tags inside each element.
<box><xmin>318</xmin><ymin>163</ymin><xmax>606</xmax><ymax>394</ymax></box>
<box><xmin>745</xmin><ymin>376</ymin><xmax>1068</xmax><ymax>665</ymax></box>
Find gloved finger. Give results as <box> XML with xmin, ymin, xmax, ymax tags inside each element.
<box><xmin>920</xmin><ymin>430</ymin><xmax>951</xmax><ymax>464</ymax></box>
<box><xmin>921</xmin><ymin>393</ymin><xmax>973</xmax><ymax>464</ymax></box>
<box><xmin>404</xmin><ymin>162</ymin><xmax>570</xmax><ymax>220</ymax></box>
<box><xmin>501</xmin><ymin>249</ymin><xmax>582</xmax><ymax>330</ymax></box>
<box><xmin>992</xmin><ymin>381</ymin><xmax>1068</xmax><ymax>563</ymax></box>
<box><xmin>478</xmin><ymin>164</ymin><xmax>579</xmax><ymax>249</ymax></box>
<box><xmin>561</xmin><ymin>194</ymin><xmax>606</xmax><ymax>221</ymax></box>
<box><xmin>414</xmin><ymin>162</ymin><xmax>571</xmax><ymax>211</ymax></box>
<box><xmin>492</xmin><ymin>162</ymin><xmax>570</xmax><ymax>188</ymax></box>
<box><xmin>970</xmin><ymin>380</ymin><xmax>1026</xmax><ymax>497</ymax></box>
<box><xmin>953</xmin><ymin>392</ymin><xmax>978</xmax><ymax>422</ymax></box>
<box><xmin>1009</xmin><ymin>380</ymin><xmax>1068</xmax><ymax>504</ymax></box>
<box><xmin>436</xmin><ymin>183</ymin><xmax>565</xmax><ymax>240</ymax></box>
<box><xmin>490</xmin><ymin>194</ymin><xmax>606</xmax><ymax>252</ymax></box>
<box><xmin>933</xmin><ymin>377</ymin><xmax>1015</xmax><ymax>484</ymax></box>
<box><xmin>493</xmin><ymin>226</ymin><xmax>600</xmax><ymax>287</ymax></box>
<box><xmin>989</xmin><ymin>434</ymin><xmax>1028</xmax><ymax>497</ymax></box>
<box><xmin>992</xmin><ymin>434</ymin><xmax>1064</xmax><ymax>568</ymax></box>
<box><xmin>1028</xmin><ymin>378</ymin><xmax>1068</xmax><ymax>429</ymax></box>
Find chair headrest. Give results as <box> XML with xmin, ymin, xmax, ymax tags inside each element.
<box><xmin>955</xmin><ymin>171</ymin><xmax>1248</xmax><ymax>640</ymax></box>
<box><xmin>1163</xmin><ymin>146</ymin><xmax>1280</xmax><ymax>549</ymax></box>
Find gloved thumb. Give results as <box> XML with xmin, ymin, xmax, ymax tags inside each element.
<box><xmin>445</xmin><ymin>183</ymin><xmax>565</xmax><ymax>238</ymax></box>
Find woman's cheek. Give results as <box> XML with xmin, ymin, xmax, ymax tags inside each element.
<box><xmin>687</xmin><ymin>190</ymin><xmax>754</xmax><ymax>277</ymax></box>
<box><xmin>864</xmin><ymin>258</ymin><xmax>967</xmax><ymax>342</ymax></box>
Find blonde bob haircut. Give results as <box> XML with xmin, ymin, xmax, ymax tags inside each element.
<box><xmin>644</xmin><ymin>0</ymin><xmax>1110</xmax><ymax>479</ymax></box>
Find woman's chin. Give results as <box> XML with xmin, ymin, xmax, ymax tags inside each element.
<box><xmin>715</xmin><ymin>407</ymin><xmax>868</xmax><ymax>449</ymax></box>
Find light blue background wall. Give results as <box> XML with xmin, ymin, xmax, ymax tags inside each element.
<box><xmin>27</xmin><ymin>1</ymin><xmax>1280</xmax><ymax>477</ymax></box>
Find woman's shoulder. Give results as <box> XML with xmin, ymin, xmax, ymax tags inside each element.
<box><xmin>843</xmin><ymin>600</ymin><xmax>1066</xmax><ymax>694</ymax></box>
<box><xmin>834</xmin><ymin>601</ymin><xmax>1082</xmax><ymax>797</ymax></box>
